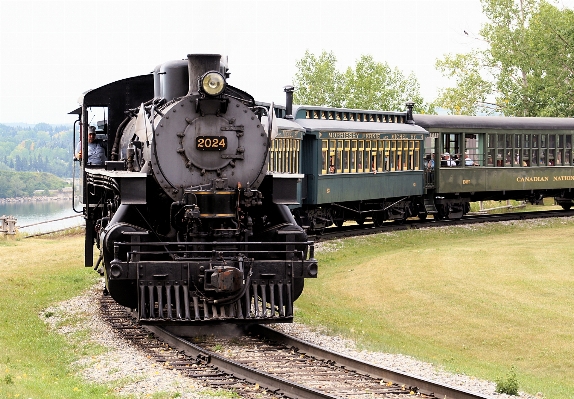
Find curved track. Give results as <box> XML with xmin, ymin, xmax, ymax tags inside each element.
<box><xmin>101</xmin><ymin>295</ymin><xmax>489</xmax><ymax>399</ymax></box>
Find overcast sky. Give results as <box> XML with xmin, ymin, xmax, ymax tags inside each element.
<box><xmin>1</xmin><ymin>0</ymin><xmax>573</xmax><ymax>125</ymax></box>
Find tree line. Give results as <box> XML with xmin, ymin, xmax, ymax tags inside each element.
<box><xmin>0</xmin><ymin>171</ymin><xmax>68</xmax><ymax>199</ymax></box>
<box><xmin>293</xmin><ymin>0</ymin><xmax>574</xmax><ymax>117</ymax></box>
<box><xmin>0</xmin><ymin>123</ymin><xmax>73</xmax><ymax>178</ymax></box>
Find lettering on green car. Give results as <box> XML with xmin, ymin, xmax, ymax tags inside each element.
<box><xmin>516</xmin><ymin>176</ymin><xmax>549</xmax><ymax>182</ymax></box>
<box><xmin>553</xmin><ymin>175</ymin><xmax>574</xmax><ymax>181</ymax></box>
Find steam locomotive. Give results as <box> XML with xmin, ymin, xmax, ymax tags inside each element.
<box><xmin>71</xmin><ymin>54</ymin><xmax>317</xmax><ymax>324</ymax></box>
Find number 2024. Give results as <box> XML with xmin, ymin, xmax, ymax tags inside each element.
<box><xmin>197</xmin><ymin>137</ymin><xmax>227</xmax><ymax>149</ymax></box>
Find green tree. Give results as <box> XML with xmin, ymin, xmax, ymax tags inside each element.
<box><xmin>34</xmin><ymin>122</ymin><xmax>53</xmax><ymax>132</ymax></box>
<box><xmin>343</xmin><ymin>55</ymin><xmax>426</xmax><ymax>112</ymax></box>
<box><xmin>293</xmin><ymin>51</ymin><xmax>430</xmax><ymax>113</ymax></box>
<box><xmin>6</xmin><ymin>173</ymin><xmax>26</xmax><ymax>197</ymax></box>
<box><xmin>434</xmin><ymin>0</ymin><xmax>574</xmax><ymax>116</ymax></box>
<box><xmin>293</xmin><ymin>50</ymin><xmax>345</xmax><ymax>107</ymax></box>
<box><xmin>435</xmin><ymin>51</ymin><xmax>495</xmax><ymax>115</ymax></box>
<box><xmin>0</xmin><ymin>171</ymin><xmax>67</xmax><ymax>198</ymax></box>
<box><xmin>0</xmin><ymin>123</ymin><xmax>74</xmax><ymax>177</ymax></box>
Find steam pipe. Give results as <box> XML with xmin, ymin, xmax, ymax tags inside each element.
<box><xmin>405</xmin><ymin>101</ymin><xmax>415</xmax><ymax>125</ymax></box>
<box><xmin>284</xmin><ymin>85</ymin><xmax>294</xmax><ymax>120</ymax></box>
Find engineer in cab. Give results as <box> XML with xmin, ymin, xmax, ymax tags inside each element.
<box><xmin>74</xmin><ymin>126</ymin><xmax>107</xmax><ymax>166</ymax></box>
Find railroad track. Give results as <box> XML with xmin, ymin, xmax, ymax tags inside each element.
<box><xmin>100</xmin><ymin>295</ymin><xmax>276</xmax><ymax>398</ymax></box>
<box><xmin>313</xmin><ymin>208</ymin><xmax>574</xmax><ymax>242</ymax></box>
<box><xmin>100</xmin><ymin>295</ymin><xmax>489</xmax><ymax>399</ymax></box>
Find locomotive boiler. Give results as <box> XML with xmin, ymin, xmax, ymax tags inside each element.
<box><xmin>72</xmin><ymin>54</ymin><xmax>317</xmax><ymax>324</ymax></box>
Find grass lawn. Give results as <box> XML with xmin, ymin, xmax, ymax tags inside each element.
<box><xmin>0</xmin><ymin>231</ymin><xmax>113</xmax><ymax>398</ymax></box>
<box><xmin>296</xmin><ymin>217</ymin><xmax>574</xmax><ymax>398</ymax></box>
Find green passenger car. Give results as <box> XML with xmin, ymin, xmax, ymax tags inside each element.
<box><xmin>415</xmin><ymin>114</ymin><xmax>574</xmax><ymax>217</ymax></box>
<box><xmin>268</xmin><ymin>104</ymin><xmax>428</xmax><ymax>230</ymax></box>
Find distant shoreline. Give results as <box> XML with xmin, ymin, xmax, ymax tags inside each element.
<box><xmin>0</xmin><ymin>195</ymin><xmax>73</xmax><ymax>204</ymax></box>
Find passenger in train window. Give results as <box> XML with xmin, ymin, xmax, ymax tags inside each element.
<box><xmin>425</xmin><ymin>154</ymin><xmax>433</xmax><ymax>169</ymax></box>
<box><xmin>464</xmin><ymin>152</ymin><xmax>477</xmax><ymax>166</ymax></box>
<box><xmin>453</xmin><ymin>153</ymin><xmax>461</xmax><ymax>166</ymax></box>
<box><xmin>443</xmin><ymin>153</ymin><xmax>456</xmax><ymax>166</ymax></box>
<box><xmin>426</xmin><ymin>154</ymin><xmax>435</xmax><ymax>184</ymax></box>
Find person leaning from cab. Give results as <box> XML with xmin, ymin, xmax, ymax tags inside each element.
<box><xmin>75</xmin><ymin>126</ymin><xmax>107</xmax><ymax>166</ymax></box>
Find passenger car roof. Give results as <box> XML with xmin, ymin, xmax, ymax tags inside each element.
<box><xmin>414</xmin><ymin>114</ymin><xmax>574</xmax><ymax>131</ymax></box>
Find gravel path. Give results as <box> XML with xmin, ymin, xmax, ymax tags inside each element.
<box><xmin>41</xmin><ymin>281</ymin><xmax>541</xmax><ymax>399</ymax></box>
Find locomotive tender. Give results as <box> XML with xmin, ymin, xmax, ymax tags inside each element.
<box><xmin>266</xmin><ymin>96</ymin><xmax>574</xmax><ymax>229</ymax></box>
<box><xmin>71</xmin><ymin>54</ymin><xmax>317</xmax><ymax>324</ymax></box>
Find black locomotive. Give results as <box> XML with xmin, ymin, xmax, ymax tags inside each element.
<box><xmin>71</xmin><ymin>54</ymin><xmax>317</xmax><ymax>324</ymax></box>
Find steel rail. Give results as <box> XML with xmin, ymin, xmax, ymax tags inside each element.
<box><xmin>248</xmin><ymin>325</ymin><xmax>489</xmax><ymax>399</ymax></box>
<box><xmin>149</xmin><ymin>322</ymin><xmax>490</xmax><ymax>399</ymax></box>
<box><xmin>143</xmin><ymin>325</ymin><xmax>339</xmax><ymax>399</ymax></box>
<box><xmin>314</xmin><ymin>208</ymin><xmax>574</xmax><ymax>242</ymax></box>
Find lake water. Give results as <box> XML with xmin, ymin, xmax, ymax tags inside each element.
<box><xmin>0</xmin><ymin>200</ymin><xmax>84</xmax><ymax>234</ymax></box>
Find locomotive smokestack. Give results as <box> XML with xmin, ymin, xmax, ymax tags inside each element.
<box><xmin>187</xmin><ymin>54</ymin><xmax>222</xmax><ymax>95</ymax></box>
<box><xmin>284</xmin><ymin>85</ymin><xmax>294</xmax><ymax>120</ymax></box>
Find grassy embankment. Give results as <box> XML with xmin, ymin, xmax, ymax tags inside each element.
<box><xmin>1</xmin><ymin>215</ymin><xmax>573</xmax><ymax>398</ymax></box>
<box><xmin>0</xmin><ymin>231</ymin><xmax>109</xmax><ymax>399</ymax></box>
<box><xmin>297</xmin><ymin>217</ymin><xmax>574</xmax><ymax>398</ymax></box>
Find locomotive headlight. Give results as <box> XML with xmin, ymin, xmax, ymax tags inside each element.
<box><xmin>200</xmin><ymin>71</ymin><xmax>226</xmax><ymax>96</ymax></box>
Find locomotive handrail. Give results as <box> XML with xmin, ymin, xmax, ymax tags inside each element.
<box><xmin>71</xmin><ymin>118</ymin><xmax>83</xmax><ymax>214</ymax></box>
<box><xmin>116</xmin><ymin>239</ymin><xmax>317</xmax><ymax>264</ymax></box>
